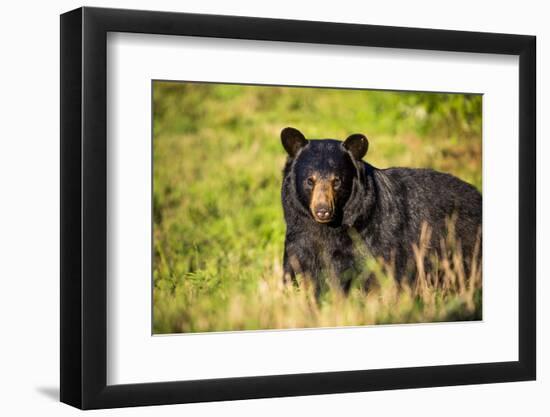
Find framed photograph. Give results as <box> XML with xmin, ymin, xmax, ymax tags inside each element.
<box><xmin>60</xmin><ymin>6</ymin><xmax>536</xmax><ymax>409</ymax></box>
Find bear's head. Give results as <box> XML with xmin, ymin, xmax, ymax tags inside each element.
<box><xmin>281</xmin><ymin>127</ymin><xmax>368</xmax><ymax>225</ymax></box>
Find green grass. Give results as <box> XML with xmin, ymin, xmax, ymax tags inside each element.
<box><xmin>152</xmin><ymin>81</ymin><xmax>482</xmax><ymax>334</ymax></box>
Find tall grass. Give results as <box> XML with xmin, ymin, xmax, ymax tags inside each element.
<box><xmin>152</xmin><ymin>81</ymin><xmax>482</xmax><ymax>334</ymax></box>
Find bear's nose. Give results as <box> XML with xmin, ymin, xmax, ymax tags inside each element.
<box><xmin>315</xmin><ymin>206</ymin><xmax>332</xmax><ymax>220</ymax></box>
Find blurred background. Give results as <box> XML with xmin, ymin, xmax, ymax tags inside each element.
<box><xmin>152</xmin><ymin>81</ymin><xmax>482</xmax><ymax>333</ymax></box>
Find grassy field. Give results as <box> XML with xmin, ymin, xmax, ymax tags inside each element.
<box><xmin>152</xmin><ymin>81</ymin><xmax>482</xmax><ymax>334</ymax></box>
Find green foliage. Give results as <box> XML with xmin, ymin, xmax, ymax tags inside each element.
<box><xmin>153</xmin><ymin>81</ymin><xmax>482</xmax><ymax>333</ymax></box>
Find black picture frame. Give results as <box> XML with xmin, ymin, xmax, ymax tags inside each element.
<box><xmin>60</xmin><ymin>6</ymin><xmax>536</xmax><ymax>410</ymax></box>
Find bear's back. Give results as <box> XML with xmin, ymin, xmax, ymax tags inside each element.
<box><xmin>381</xmin><ymin>167</ymin><xmax>481</xmax><ymax>216</ymax></box>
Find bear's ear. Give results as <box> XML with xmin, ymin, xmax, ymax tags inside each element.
<box><xmin>343</xmin><ymin>134</ymin><xmax>369</xmax><ymax>160</ymax></box>
<box><xmin>281</xmin><ymin>127</ymin><xmax>308</xmax><ymax>158</ymax></box>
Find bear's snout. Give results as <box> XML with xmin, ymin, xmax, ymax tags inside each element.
<box><xmin>309</xmin><ymin>178</ymin><xmax>336</xmax><ymax>223</ymax></box>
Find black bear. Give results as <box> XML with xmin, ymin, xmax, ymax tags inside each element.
<box><xmin>280</xmin><ymin>127</ymin><xmax>482</xmax><ymax>293</ymax></box>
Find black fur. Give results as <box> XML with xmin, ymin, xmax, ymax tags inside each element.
<box><xmin>281</xmin><ymin>128</ymin><xmax>482</xmax><ymax>292</ymax></box>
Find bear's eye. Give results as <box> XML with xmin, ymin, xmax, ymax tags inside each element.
<box><xmin>333</xmin><ymin>178</ymin><xmax>341</xmax><ymax>189</ymax></box>
<box><xmin>306</xmin><ymin>177</ymin><xmax>315</xmax><ymax>188</ymax></box>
